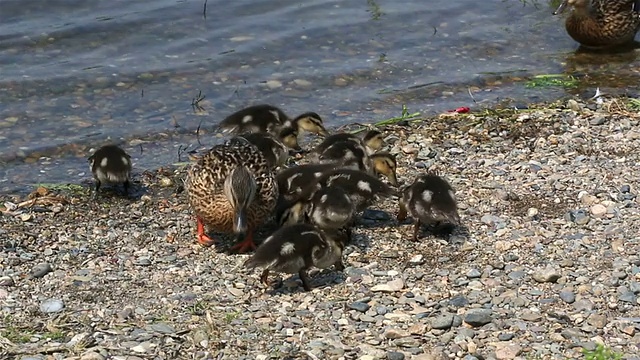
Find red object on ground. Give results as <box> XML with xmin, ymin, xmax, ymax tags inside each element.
<box><xmin>447</xmin><ymin>106</ymin><xmax>470</xmax><ymax>113</ymax></box>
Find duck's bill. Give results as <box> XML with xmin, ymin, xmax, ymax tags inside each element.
<box><xmin>553</xmin><ymin>0</ymin><xmax>568</xmax><ymax>15</ymax></box>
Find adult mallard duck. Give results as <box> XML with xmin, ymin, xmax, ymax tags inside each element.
<box><xmin>184</xmin><ymin>137</ymin><xmax>278</xmax><ymax>253</ymax></box>
<box><xmin>554</xmin><ymin>0</ymin><xmax>640</xmax><ymax>49</ymax></box>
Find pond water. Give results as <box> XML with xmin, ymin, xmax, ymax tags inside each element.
<box><xmin>1</xmin><ymin>0</ymin><xmax>639</xmax><ymax>193</ymax></box>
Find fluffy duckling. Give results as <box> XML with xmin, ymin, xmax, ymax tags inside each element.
<box><xmin>554</xmin><ymin>0</ymin><xmax>640</xmax><ymax>49</ymax></box>
<box><xmin>276</xmin><ymin>163</ymin><xmax>339</xmax><ymax>202</ymax></box>
<box><xmin>278</xmin><ymin>185</ymin><xmax>356</xmax><ymax>230</ymax></box>
<box><xmin>218</xmin><ymin>104</ymin><xmax>328</xmax><ymax>137</ymax></box>
<box><xmin>369</xmin><ymin>152</ymin><xmax>398</xmax><ymax>186</ymax></box>
<box><xmin>317</xmin><ymin>140</ymin><xmax>369</xmax><ymax>171</ymax></box>
<box><xmin>184</xmin><ymin>137</ymin><xmax>278</xmax><ymax>253</ymax></box>
<box><xmin>397</xmin><ymin>173</ymin><xmax>461</xmax><ymax>241</ymax></box>
<box><xmin>88</xmin><ymin>144</ymin><xmax>132</xmax><ymax>198</ymax></box>
<box><xmin>244</xmin><ymin>223</ymin><xmax>347</xmax><ymax>291</ymax></box>
<box><xmin>301</xmin><ymin>169</ymin><xmax>396</xmax><ymax>213</ymax></box>
<box><xmin>237</xmin><ymin>132</ymin><xmax>289</xmax><ymax>169</ymax></box>
<box><xmin>313</xmin><ymin>129</ymin><xmax>385</xmax><ymax>155</ymax></box>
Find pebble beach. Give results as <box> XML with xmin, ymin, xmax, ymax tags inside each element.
<box><xmin>2</xmin><ymin>97</ymin><xmax>640</xmax><ymax>360</ymax></box>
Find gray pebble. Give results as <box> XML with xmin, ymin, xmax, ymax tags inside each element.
<box><xmin>30</xmin><ymin>263</ymin><xmax>53</xmax><ymax>279</ymax></box>
<box><xmin>348</xmin><ymin>302</ymin><xmax>370</xmax><ymax>313</ymax></box>
<box><xmin>589</xmin><ymin>116</ymin><xmax>606</xmax><ymax>125</ymax></box>
<box><xmin>147</xmin><ymin>323</ymin><xmax>176</xmax><ymax>334</ymax></box>
<box><xmin>458</xmin><ymin>328</ymin><xmax>475</xmax><ymax>338</ymax></box>
<box><xmin>376</xmin><ymin>306</ymin><xmax>388</xmax><ymax>315</ymax></box>
<box><xmin>431</xmin><ymin>314</ymin><xmax>454</xmax><ymax>330</ymax></box>
<box><xmin>466</xmin><ymin>269</ymin><xmax>481</xmax><ymax>278</ymax></box>
<box><xmin>508</xmin><ymin>270</ymin><xmax>526</xmax><ymax>280</ymax></box>
<box><xmin>387</xmin><ymin>351</ymin><xmax>405</xmax><ymax>360</ymax></box>
<box><xmin>362</xmin><ymin>209</ymin><xmax>391</xmax><ymax>221</ymax></box>
<box><xmin>559</xmin><ymin>290</ymin><xmax>576</xmax><ymax>304</ymax></box>
<box><xmin>532</xmin><ymin>267</ymin><xmax>561</xmax><ymax>283</ymax></box>
<box><xmin>452</xmin><ymin>315</ymin><xmax>463</xmax><ymax>327</ymax></box>
<box><xmin>504</xmin><ymin>253</ymin><xmax>519</xmax><ymax>262</ymax></box>
<box><xmin>619</xmin><ymin>291</ymin><xmax>637</xmax><ymax>304</ymax></box>
<box><xmin>134</xmin><ymin>257</ymin><xmax>152</xmax><ymax>266</ymax></box>
<box><xmin>464</xmin><ymin>309</ymin><xmax>492</xmax><ymax>327</ymax></box>
<box><xmin>464</xmin><ymin>356</ymin><xmax>479</xmax><ymax>360</ymax></box>
<box><xmin>448</xmin><ymin>295</ymin><xmax>469</xmax><ymax>308</ymax></box>
<box><xmin>630</xmin><ymin>282</ymin><xmax>640</xmax><ymax>294</ymax></box>
<box><xmin>0</xmin><ymin>276</ymin><xmax>14</xmax><ymax>286</ymax></box>
<box><xmin>621</xmin><ymin>184</ymin><xmax>631</xmax><ymax>193</ymax></box>
<box><xmin>40</xmin><ymin>299</ymin><xmax>64</xmax><ymax>313</ymax></box>
<box><xmin>498</xmin><ymin>333</ymin><xmax>515</xmax><ymax>341</ymax></box>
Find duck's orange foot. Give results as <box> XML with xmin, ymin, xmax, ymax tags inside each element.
<box><xmin>197</xmin><ymin>233</ymin><xmax>216</xmax><ymax>247</ymax></box>
<box><xmin>196</xmin><ymin>216</ymin><xmax>217</xmax><ymax>247</ymax></box>
<box><xmin>230</xmin><ymin>232</ymin><xmax>256</xmax><ymax>253</ymax></box>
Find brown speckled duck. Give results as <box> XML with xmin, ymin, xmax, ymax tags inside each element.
<box><xmin>218</xmin><ymin>104</ymin><xmax>328</xmax><ymax>138</ymax></box>
<box><xmin>88</xmin><ymin>144</ymin><xmax>132</xmax><ymax>198</ymax></box>
<box><xmin>554</xmin><ymin>0</ymin><xmax>640</xmax><ymax>49</ymax></box>
<box><xmin>184</xmin><ymin>137</ymin><xmax>278</xmax><ymax>253</ymax></box>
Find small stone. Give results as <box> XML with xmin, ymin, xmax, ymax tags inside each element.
<box><xmin>385</xmin><ymin>328</ymin><xmax>410</xmax><ymax>339</ymax></box>
<box><xmin>387</xmin><ymin>351</ymin><xmax>405</xmax><ymax>360</ymax></box>
<box><xmin>0</xmin><ymin>276</ymin><xmax>14</xmax><ymax>286</ymax></box>
<box><xmin>148</xmin><ymin>323</ymin><xmax>175</xmax><ymax>334</ymax></box>
<box><xmin>532</xmin><ymin>267</ymin><xmax>561</xmax><ymax>283</ymax></box>
<box><xmin>589</xmin><ymin>116</ymin><xmax>606</xmax><ymax>125</ymax></box>
<box><xmin>80</xmin><ymin>352</ymin><xmax>105</xmax><ymax>360</ymax></box>
<box><xmin>567</xmin><ymin>99</ymin><xmax>581</xmax><ymax>111</ymax></box>
<box><xmin>30</xmin><ymin>263</ymin><xmax>53</xmax><ymax>279</ymax></box>
<box><xmin>265</xmin><ymin>80</ymin><xmax>282</xmax><ymax>89</ymax></box>
<box><xmin>590</xmin><ymin>203</ymin><xmax>607</xmax><ymax>217</ymax></box>
<box><xmin>349</xmin><ymin>302</ymin><xmax>371</xmax><ymax>313</ymax></box>
<box><xmin>587</xmin><ymin>314</ymin><xmax>607</xmax><ymax>329</ymax></box>
<box><xmin>20</xmin><ymin>213</ymin><xmax>32</xmax><ymax>222</ymax></box>
<box><xmin>158</xmin><ymin>176</ymin><xmax>173</xmax><ymax>187</ymax></box>
<box><xmin>40</xmin><ymin>299</ymin><xmax>64</xmax><ymax>313</ymax></box>
<box><xmin>621</xmin><ymin>326</ymin><xmax>636</xmax><ymax>336</ymax></box>
<box><xmin>495</xmin><ymin>343</ymin><xmax>522</xmax><ymax>359</ymax></box>
<box><xmin>431</xmin><ymin>314</ymin><xmax>454</xmax><ymax>329</ymax></box>
<box><xmin>409</xmin><ymin>254</ymin><xmax>424</xmax><ymax>264</ymax></box>
<box><xmin>527</xmin><ymin>207</ymin><xmax>539</xmax><ymax>218</ymax></box>
<box><xmin>371</xmin><ymin>278</ymin><xmax>404</xmax><ymax>292</ymax></box>
<box><xmin>466</xmin><ymin>269</ymin><xmax>481</xmax><ymax>278</ymax></box>
<box><xmin>621</xmin><ymin>184</ymin><xmax>631</xmax><ymax>193</ymax></box>
<box><xmin>619</xmin><ymin>292</ymin><xmax>637</xmax><ymax>303</ymax></box>
<box><xmin>448</xmin><ymin>295</ymin><xmax>469</xmax><ymax>308</ymax></box>
<box><xmin>498</xmin><ymin>333</ymin><xmax>515</xmax><ymax>341</ymax></box>
<box><xmin>559</xmin><ymin>290</ymin><xmax>576</xmax><ymax>304</ymax></box>
<box><xmin>131</xmin><ymin>341</ymin><xmax>154</xmax><ymax>353</ymax></box>
<box><xmin>521</xmin><ymin>311</ymin><xmax>542</xmax><ymax>321</ymax></box>
<box><xmin>464</xmin><ymin>309</ymin><xmax>492</xmax><ymax>327</ymax></box>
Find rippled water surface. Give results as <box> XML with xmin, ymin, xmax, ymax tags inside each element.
<box><xmin>1</xmin><ymin>0</ymin><xmax>640</xmax><ymax>193</ymax></box>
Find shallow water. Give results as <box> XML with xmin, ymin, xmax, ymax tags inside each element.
<box><xmin>1</xmin><ymin>0</ymin><xmax>639</xmax><ymax>193</ymax></box>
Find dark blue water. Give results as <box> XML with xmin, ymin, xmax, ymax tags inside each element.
<box><xmin>1</xmin><ymin>0</ymin><xmax>639</xmax><ymax>193</ymax></box>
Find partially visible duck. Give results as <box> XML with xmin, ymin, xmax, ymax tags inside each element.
<box><xmin>312</xmin><ymin>129</ymin><xmax>385</xmax><ymax>155</ymax></box>
<box><xmin>244</xmin><ymin>223</ymin><xmax>347</xmax><ymax>291</ymax></box>
<box><xmin>237</xmin><ymin>132</ymin><xmax>289</xmax><ymax>169</ymax></box>
<box><xmin>218</xmin><ymin>104</ymin><xmax>328</xmax><ymax>137</ymax></box>
<box><xmin>397</xmin><ymin>173</ymin><xmax>460</xmax><ymax>241</ymax></box>
<box><xmin>184</xmin><ymin>137</ymin><xmax>278</xmax><ymax>253</ymax></box>
<box><xmin>88</xmin><ymin>144</ymin><xmax>132</xmax><ymax>198</ymax></box>
<box><xmin>554</xmin><ymin>0</ymin><xmax>640</xmax><ymax>49</ymax></box>
<box><xmin>369</xmin><ymin>152</ymin><xmax>398</xmax><ymax>186</ymax></box>
<box><xmin>275</xmin><ymin>163</ymin><xmax>338</xmax><ymax>203</ymax></box>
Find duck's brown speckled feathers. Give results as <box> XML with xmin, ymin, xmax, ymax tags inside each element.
<box><xmin>184</xmin><ymin>137</ymin><xmax>278</xmax><ymax>251</ymax></box>
<box><xmin>556</xmin><ymin>0</ymin><xmax>640</xmax><ymax>49</ymax></box>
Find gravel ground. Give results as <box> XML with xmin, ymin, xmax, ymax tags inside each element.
<box><xmin>2</xmin><ymin>97</ymin><xmax>640</xmax><ymax>360</ymax></box>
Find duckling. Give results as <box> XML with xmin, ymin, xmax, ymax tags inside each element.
<box><xmin>369</xmin><ymin>152</ymin><xmax>398</xmax><ymax>186</ymax></box>
<box><xmin>184</xmin><ymin>137</ymin><xmax>278</xmax><ymax>253</ymax></box>
<box><xmin>313</xmin><ymin>129</ymin><xmax>385</xmax><ymax>155</ymax></box>
<box><xmin>278</xmin><ymin>185</ymin><xmax>356</xmax><ymax>233</ymax></box>
<box><xmin>397</xmin><ymin>173</ymin><xmax>461</xmax><ymax>241</ymax></box>
<box><xmin>275</xmin><ymin>163</ymin><xmax>339</xmax><ymax>202</ymax></box>
<box><xmin>244</xmin><ymin>223</ymin><xmax>347</xmax><ymax>291</ymax></box>
<box><xmin>554</xmin><ymin>0</ymin><xmax>640</xmax><ymax>49</ymax></box>
<box><xmin>317</xmin><ymin>140</ymin><xmax>370</xmax><ymax>171</ymax></box>
<box><xmin>300</xmin><ymin>169</ymin><xmax>396</xmax><ymax>213</ymax></box>
<box><xmin>87</xmin><ymin>144</ymin><xmax>132</xmax><ymax>198</ymax></box>
<box><xmin>237</xmin><ymin>132</ymin><xmax>289</xmax><ymax>169</ymax></box>
<box><xmin>218</xmin><ymin>104</ymin><xmax>328</xmax><ymax>137</ymax></box>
